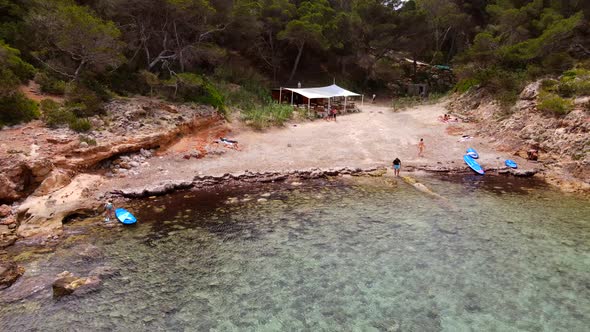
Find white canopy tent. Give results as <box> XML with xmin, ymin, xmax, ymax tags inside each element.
<box><xmin>278</xmin><ymin>84</ymin><xmax>364</xmax><ymax>112</ymax></box>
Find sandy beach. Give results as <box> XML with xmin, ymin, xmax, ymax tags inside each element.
<box><xmin>104</xmin><ymin>101</ymin><xmax>530</xmax><ymax>193</ymax></box>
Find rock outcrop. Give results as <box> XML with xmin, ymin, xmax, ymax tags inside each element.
<box><xmin>113</xmin><ymin>167</ymin><xmax>383</xmax><ymax>198</ymax></box>
<box><xmin>17</xmin><ymin>174</ymin><xmax>103</xmax><ymax>239</ymax></box>
<box><xmin>448</xmin><ymin>83</ymin><xmax>589</xmax><ymax>192</ymax></box>
<box><xmin>33</xmin><ymin>169</ymin><xmax>73</xmax><ymax>196</ymax></box>
<box><xmin>0</xmin><ymin>205</ymin><xmax>11</xmax><ymax>217</ymax></box>
<box><xmin>0</xmin><ymin>260</ymin><xmax>24</xmax><ymax>290</ymax></box>
<box><xmin>0</xmin><ymin>98</ymin><xmax>223</xmax><ymax>205</ymax></box>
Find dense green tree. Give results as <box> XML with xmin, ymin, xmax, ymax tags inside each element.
<box><xmin>278</xmin><ymin>0</ymin><xmax>336</xmax><ymax>82</ymax></box>
<box><xmin>28</xmin><ymin>1</ymin><xmax>125</xmax><ymax>80</ymax></box>
<box><xmin>0</xmin><ymin>0</ymin><xmax>588</xmax><ymax>125</ymax></box>
<box><xmin>0</xmin><ymin>40</ymin><xmax>38</xmax><ymax>126</ymax></box>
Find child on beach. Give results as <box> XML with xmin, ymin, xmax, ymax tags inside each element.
<box><xmin>418</xmin><ymin>138</ymin><xmax>425</xmax><ymax>157</ymax></box>
<box><xmin>330</xmin><ymin>107</ymin><xmax>337</xmax><ymax>121</ymax></box>
<box><xmin>104</xmin><ymin>201</ymin><xmax>114</xmax><ymax>222</ymax></box>
<box><xmin>392</xmin><ymin>158</ymin><xmax>401</xmax><ymax>177</ymax></box>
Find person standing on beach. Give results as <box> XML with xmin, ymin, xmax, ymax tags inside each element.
<box><xmin>372</xmin><ymin>94</ymin><xmax>376</xmax><ymax>103</ymax></box>
<box><xmin>392</xmin><ymin>158</ymin><xmax>401</xmax><ymax>177</ymax></box>
<box><xmin>418</xmin><ymin>138</ymin><xmax>425</xmax><ymax>157</ymax></box>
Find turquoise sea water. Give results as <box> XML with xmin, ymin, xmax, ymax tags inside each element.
<box><xmin>1</xmin><ymin>175</ymin><xmax>589</xmax><ymax>331</ymax></box>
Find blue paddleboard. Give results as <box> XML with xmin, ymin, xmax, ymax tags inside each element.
<box><xmin>466</xmin><ymin>148</ymin><xmax>479</xmax><ymax>159</ymax></box>
<box><xmin>464</xmin><ymin>155</ymin><xmax>485</xmax><ymax>175</ymax></box>
<box><xmin>505</xmin><ymin>159</ymin><xmax>518</xmax><ymax>169</ymax></box>
<box><xmin>115</xmin><ymin>208</ymin><xmax>137</xmax><ymax>225</ymax></box>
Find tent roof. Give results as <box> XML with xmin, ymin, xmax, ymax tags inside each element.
<box><xmin>282</xmin><ymin>84</ymin><xmax>361</xmax><ymax>99</ymax></box>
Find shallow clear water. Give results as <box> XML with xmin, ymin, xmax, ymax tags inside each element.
<box><xmin>1</xmin><ymin>176</ymin><xmax>589</xmax><ymax>331</ymax></box>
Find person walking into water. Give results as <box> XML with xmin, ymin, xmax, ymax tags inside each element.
<box><xmin>418</xmin><ymin>138</ymin><xmax>425</xmax><ymax>157</ymax></box>
<box><xmin>392</xmin><ymin>158</ymin><xmax>401</xmax><ymax>177</ymax></box>
<box><xmin>104</xmin><ymin>200</ymin><xmax>114</xmax><ymax>222</ymax></box>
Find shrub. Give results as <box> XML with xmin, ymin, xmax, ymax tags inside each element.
<box><xmin>0</xmin><ymin>41</ymin><xmax>35</xmax><ymax>82</ymax></box>
<box><xmin>165</xmin><ymin>73</ymin><xmax>227</xmax><ymax>116</ymax></box>
<box><xmin>573</xmin><ymin>80</ymin><xmax>590</xmax><ymax>96</ymax></box>
<box><xmin>213</xmin><ymin>64</ymin><xmax>270</xmax><ymax>105</ymax></box>
<box><xmin>79</xmin><ymin>135</ymin><xmax>97</xmax><ymax>146</ymax></box>
<box><xmin>65</xmin><ymin>83</ymin><xmax>104</xmax><ymax>117</ymax></box>
<box><xmin>69</xmin><ymin>118</ymin><xmax>91</xmax><ymax>132</ymax></box>
<box><xmin>196</xmin><ymin>81</ymin><xmax>226</xmax><ymax>115</ymax></box>
<box><xmin>215</xmin><ymin>81</ymin><xmax>269</xmax><ymax>115</ymax></box>
<box><xmin>34</xmin><ymin>72</ymin><xmax>67</xmax><ymax>95</ymax></box>
<box><xmin>241</xmin><ymin>102</ymin><xmax>293</xmax><ymax>130</ymax></box>
<box><xmin>474</xmin><ymin>67</ymin><xmax>526</xmax><ymax>107</ymax></box>
<box><xmin>541</xmin><ymin>52</ymin><xmax>575</xmax><ymax>75</ymax></box>
<box><xmin>41</xmin><ymin>98</ymin><xmax>92</xmax><ymax>131</ymax></box>
<box><xmin>557</xmin><ymin>68</ymin><xmax>590</xmax><ymax>97</ymax></box>
<box><xmin>540</xmin><ymin>79</ymin><xmax>558</xmax><ymax>92</ymax></box>
<box><xmin>454</xmin><ymin>78</ymin><xmax>480</xmax><ymax>93</ymax></box>
<box><xmin>0</xmin><ymin>92</ymin><xmax>39</xmax><ymax>127</ymax></box>
<box><xmin>557</xmin><ymin>81</ymin><xmax>576</xmax><ymax>97</ymax></box>
<box><xmin>41</xmin><ymin>99</ymin><xmax>75</xmax><ymax>127</ymax></box>
<box><xmin>139</xmin><ymin>70</ymin><xmax>159</xmax><ymax>96</ymax></box>
<box><xmin>537</xmin><ymin>92</ymin><xmax>573</xmax><ymax>115</ymax></box>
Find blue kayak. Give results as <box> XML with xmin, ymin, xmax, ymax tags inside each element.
<box><xmin>466</xmin><ymin>148</ymin><xmax>479</xmax><ymax>159</ymax></box>
<box><xmin>505</xmin><ymin>159</ymin><xmax>518</xmax><ymax>169</ymax></box>
<box><xmin>464</xmin><ymin>155</ymin><xmax>485</xmax><ymax>175</ymax></box>
<box><xmin>115</xmin><ymin>208</ymin><xmax>137</xmax><ymax>225</ymax></box>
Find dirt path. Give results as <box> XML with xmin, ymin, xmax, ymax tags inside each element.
<box><xmin>106</xmin><ymin>101</ymin><xmax>530</xmax><ymax>192</ymax></box>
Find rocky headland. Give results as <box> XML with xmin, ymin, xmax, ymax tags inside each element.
<box><xmin>448</xmin><ymin>82</ymin><xmax>589</xmax><ymax>193</ymax></box>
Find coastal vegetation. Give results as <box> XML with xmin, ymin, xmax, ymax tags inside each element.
<box><xmin>0</xmin><ymin>0</ymin><xmax>588</xmax><ymax>129</ymax></box>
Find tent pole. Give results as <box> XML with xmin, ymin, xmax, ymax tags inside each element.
<box><xmin>279</xmin><ymin>87</ymin><xmax>282</xmax><ymax>104</ymax></box>
<box><xmin>308</xmin><ymin>98</ymin><xmax>311</xmax><ymax>118</ymax></box>
<box><xmin>291</xmin><ymin>91</ymin><xmax>294</xmax><ymax>105</ymax></box>
<box><xmin>361</xmin><ymin>95</ymin><xmax>364</xmax><ymax>109</ymax></box>
<box><xmin>344</xmin><ymin>96</ymin><xmax>347</xmax><ymax>113</ymax></box>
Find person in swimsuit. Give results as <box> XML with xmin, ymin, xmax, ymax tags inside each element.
<box><xmin>392</xmin><ymin>158</ymin><xmax>401</xmax><ymax>177</ymax></box>
<box><xmin>418</xmin><ymin>138</ymin><xmax>425</xmax><ymax>157</ymax></box>
<box><xmin>104</xmin><ymin>201</ymin><xmax>114</xmax><ymax>222</ymax></box>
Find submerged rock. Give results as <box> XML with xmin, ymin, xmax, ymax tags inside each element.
<box><xmin>0</xmin><ymin>260</ymin><xmax>25</xmax><ymax>290</ymax></box>
<box><xmin>78</xmin><ymin>244</ymin><xmax>103</xmax><ymax>260</ymax></box>
<box><xmin>89</xmin><ymin>266</ymin><xmax>118</xmax><ymax>278</ymax></box>
<box><xmin>52</xmin><ymin>271</ymin><xmax>102</xmax><ymax>297</ymax></box>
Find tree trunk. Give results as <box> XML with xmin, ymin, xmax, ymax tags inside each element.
<box><xmin>73</xmin><ymin>60</ymin><xmax>87</xmax><ymax>81</ymax></box>
<box><xmin>288</xmin><ymin>42</ymin><xmax>305</xmax><ymax>83</ymax></box>
<box><xmin>268</xmin><ymin>30</ymin><xmax>278</xmax><ymax>83</ymax></box>
<box><xmin>413</xmin><ymin>56</ymin><xmax>417</xmax><ymax>81</ymax></box>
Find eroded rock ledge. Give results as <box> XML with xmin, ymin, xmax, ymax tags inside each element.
<box><xmin>0</xmin><ymin>98</ymin><xmax>222</xmax><ymax>204</ymax></box>
<box><xmin>113</xmin><ymin>167</ymin><xmax>381</xmax><ymax>198</ymax></box>
<box><xmin>112</xmin><ymin>164</ymin><xmax>539</xmax><ymax>199</ymax></box>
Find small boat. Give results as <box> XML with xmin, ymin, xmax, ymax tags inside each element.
<box><xmin>505</xmin><ymin>160</ymin><xmax>518</xmax><ymax>169</ymax></box>
<box><xmin>466</xmin><ymin>148</ymin><xmax>479</xmax><ymax>159</ymax></box>
<box><xmin>115</xmin><ymin>208</ymin><xmax>137</xmax><ymax>225</ymax></box>
<box><xmin>464</xmin><ymin>155</ymin><xmax>485</xmax><ymax>175</ymax></box>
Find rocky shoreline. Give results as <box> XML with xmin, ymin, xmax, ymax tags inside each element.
<box><xmin>0</xmin><ymin>162</ymin><xmax>542</xmax><ymax>294</ymax></box>
<box><xmin>110</xmin><ymin>164</ymin><xmax>539</xmax><ymax>199</ymax></box>
<box><xmin>447</xmin><ymin>83</ymin><xmax>589</xmax><ymax>193</ymax></box>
